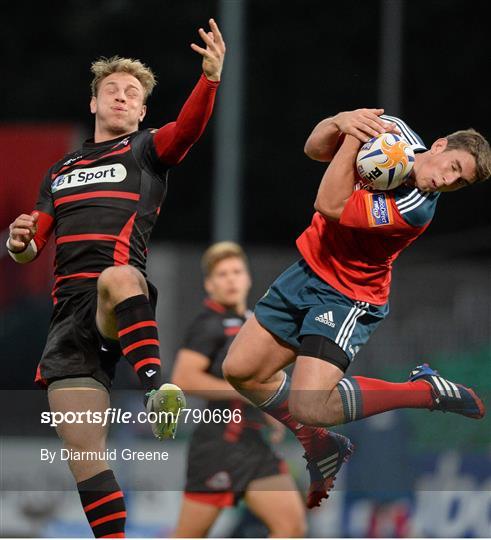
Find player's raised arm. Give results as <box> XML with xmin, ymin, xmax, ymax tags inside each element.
<box><xmin>172</xmin><ymin>348</ymin><xmax>249</xmax><ymax>402</ymax></box>
<box><xmin>305</xmin><ymin>108</ymin><xmax>400</xmax><ymax>162</ymax></box>
<box><xmin>153</xmin><ymin>18</ymin><xmax>226</xmax><ymax>166</ymax></box>
<box><xmin>314</xmin><ymin>134</ymin><xmax>362</xmax><ymax>220</ymax></box>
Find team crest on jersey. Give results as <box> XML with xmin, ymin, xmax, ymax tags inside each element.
<box><xmin>62</xmin><ymin>154</ymin><xmax>83</xmax><ymax>166</ymax></box>
<box><xmin>113</xmin><ymin>136</ymin><xmax>130</xmax><ymax>148</ymax></box>
<box><xmin>51</xmin><ymin>164</ymin><xmax>127</xmax><ymax>192</ymax></box>
<box><xmin>365</xmin><ymin>192</ymin><xmax>393</xmax><ymax>227</ymax></box>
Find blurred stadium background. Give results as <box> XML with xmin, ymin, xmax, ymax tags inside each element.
<box><xmin>1</xmin><ymin>0</ymin><xmax>490</xmax><ymax>537</ymax></box>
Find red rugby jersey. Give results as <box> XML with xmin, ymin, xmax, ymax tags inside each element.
<box><xmin>297</xmin><ymin>116</ymin><xmax>439</xmax><ymax>305</ymax></box>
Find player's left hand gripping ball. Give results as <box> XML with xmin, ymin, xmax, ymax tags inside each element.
<box><xmin>146</xmin><ymin>383</ymin><xmax>187</xmax><ymax>440</ymax></box>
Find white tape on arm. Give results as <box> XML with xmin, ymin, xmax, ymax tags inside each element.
<box><xmin>6</xmin><ymin>238</ymin><xmax>37</xmax><ymax>263</ymax></box>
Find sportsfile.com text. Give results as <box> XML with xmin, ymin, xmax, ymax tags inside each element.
<box><xmin>40</xmin><ymin>408</ymin><xmax>243</xmax><ymax>427</ymax></box>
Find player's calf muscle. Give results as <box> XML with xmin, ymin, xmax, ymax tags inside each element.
<box><xmin>288</xmin><ymin>390</ymin><xmax>342</xmax><ymax>426</ymax></box>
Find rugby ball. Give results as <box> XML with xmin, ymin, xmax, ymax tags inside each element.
<box><xmin>356</xmin><ymin>133</ymin><xmax>415</xmax><ymax>190</ymax></box>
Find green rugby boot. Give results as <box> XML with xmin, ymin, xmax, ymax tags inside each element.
<box><xmin>145</xmin><ymin>383</ymin><xmax>187</xmax><ymax>440</ymax></box>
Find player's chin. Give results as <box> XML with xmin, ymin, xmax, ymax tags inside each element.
<box><xmin>108</xmin><ymin>121</ymin><xmax>133</xmax><ymax>136</ymax></box>
<box><xmin>415</xmin><ymin>181</ymin><xmax>435</xmax><ymax>193</ymax></box>
<box><xmin>437</xmin><ymin>185</ymin><xmax>461</xmax><ymax>193</ymax></box>
<box><xmin>222</xmin><ymin>295</ymin><xmax>242</xmax><ymax>308</ymax></box>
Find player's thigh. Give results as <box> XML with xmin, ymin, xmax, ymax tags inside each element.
<box><xmin>173</xmin><ymin>497</ymin><xmax>223</xmax><ymax>538</ymax></box>
<box><xmin>244</xmin><ymin>474</ymin><xmax>306</xmax><ymax>537</ymax></box>
<box><xmin>48</xmin><ymin>386</ymin><xmax>110</xmax><ymax>450</ymax></box>
<box><xmin>223</xmin><ymin>315</ymin><xmax>296</xmax><ymax>382</ymax></box>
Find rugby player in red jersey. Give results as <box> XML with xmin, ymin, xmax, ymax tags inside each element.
<box><xmin>7</xmin><ymin>19</ymin><xmax>225</xmax><ymax>538</ymax></box>
<box><xmin>172</xmin><ymin>242</ymin><xmax>306</xmax><ymax>538</ymax></box>
<box><xmin>223</xmin><ymin>109</ymin><xmax>491</xmax><ymax>509</ymax></box>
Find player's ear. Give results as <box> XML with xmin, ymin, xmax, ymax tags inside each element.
<box><xmin>90</xmin><ymin>96</ymin><xmax>97</xmax><ymax>115</ymax></box>
<box><xmin>430</xmin><ymin>138</ymin><xmax>448</xmax><ymax>154</ymax></box>
<box><xmin>204</xmin><ymin>277</ymin><xmax>213</xmax><ymax>295</ymax></box>
<box><xmin>139</xmin><ymin>104</ymin><xmax>147</xmax><ymax>122</ymax></box>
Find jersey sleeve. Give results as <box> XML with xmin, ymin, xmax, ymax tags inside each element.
<box><xmin>32</xmin><ymin>170</ymin><xmax>55</xmax><ymax>254</ymax></box>
<box><xmin>339</xmin><ymin>188</ymin><xmax>398</xmax><ymax>232</ymax></box>
<box><xmin>339</xmin><ymin>186</ymin><xmax>439</xmax><ymax>232</ymax></box>
<box><xmin>130</xmin><ymin>75</ymin><xmax>218</xmax><ymax>179</ymax></box>
<box><xmin>152</xmin><ymin>74</ymin><xmax>219</xmax><ymax>167</ymax></box>
<box><xmin>392</xmin><ymin>187</ymin><xmax>440</xmax><ymax>227</ymax></box>
<box><xmin>380</xmin><ymin>114</ymin><xmax>427</xmax><ymax>152</ymax></box>
<box><xmin>181</xmin><ymin>312</ymin><xmax>225</xmax><ymax>359</ymax></box>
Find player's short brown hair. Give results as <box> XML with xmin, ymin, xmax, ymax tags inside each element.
<box><xmin>201</xmin><ymin>242</ymin><xmax>249</xmax><ymax>277</ymax></box>
<box><xmin>445</xmin><ymin>128</ymin><xmax>491</xmax><ymax>183</ymax></box>
<box><xmin>90</xmin><ymin>56</ymin><xmax>157</xmax><ymax>102</ymax></box>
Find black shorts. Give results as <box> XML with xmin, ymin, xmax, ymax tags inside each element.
<box><xmin>184</xmin><ymin>429</ymin><xmax>287</xmax><ymax>506</ymax></box>
<box><xmin>36</xmin><ymin>280</ymin><xmax>158</xmax><ymax>391</ymax></box>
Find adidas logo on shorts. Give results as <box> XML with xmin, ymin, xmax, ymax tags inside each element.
<box><xmin>315</xmin><ymin>311</ymin><xmax>336</xmax><ymax>327</ymax></box>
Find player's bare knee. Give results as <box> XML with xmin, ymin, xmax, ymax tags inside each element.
<box><xmin>98</xmin><ymin>265</ymin><xmax>144</xmax><ymax>292</ymax></box>
<box><xmin>57</xmin><ymin>423</ymin><xmax>106</xmax><ymax>453</ymax></box>
<box><xmin>222</xmin><ymin>354</ymin><xmax>260</xmax><ymax>388</ymax></box>
<box><xmin>64</xmin><ymin>435</ymin><xmax>106</xmax><ymax>454</ymax></box>
<box><xmin>98</xmin><ymin>265</ymin><xmax>146</xmax><ymax>304</ymax></box>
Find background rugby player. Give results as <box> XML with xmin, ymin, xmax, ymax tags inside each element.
<box><xmin>172</xmin><ymin>242</ymin><xmax>306</xmax><ymax>538</ymax></box>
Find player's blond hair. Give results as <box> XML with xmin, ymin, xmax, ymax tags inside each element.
<box><xmin>90</xmin><ymin>56</ymin><xmax>157</xmax><ymax>102</ymax></box>
<box><xmin>445</xmin><ymin>128</ymin><xmax>491</xmax><ymax>183</ymax></box>
<box><xmin>201</xmin><ymin>242</ymin><xmax>249</xmax><ymax>277</ymax></box>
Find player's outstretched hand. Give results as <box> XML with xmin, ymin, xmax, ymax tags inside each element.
<box><xmin>334</xmin><ymin>108</ymin><xmax>401</xmax><ymax>143</ymax></box>
<box><xmin>8</xmin><ymin>212</ymin><xmax>38</xmax><ymax>252</ymax></box>
<box><xmin>191</xmin><ymin>18</ymin><xmax>226</xmax><ymax>82</ymax></box>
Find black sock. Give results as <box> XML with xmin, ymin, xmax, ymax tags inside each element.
<box><xmin>115</xmin><ymin>294</ymin><xmax>162</xmax><ymax>392</ymax></box>
<box><xmin>77</xmin><ymin>469</ymin><xmax>126</xmax><ymax>538</ymax></box>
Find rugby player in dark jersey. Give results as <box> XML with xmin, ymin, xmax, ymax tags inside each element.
<box><xmin>7</xmin><ymin>19</ymin><xmax>225</xmax><ymax>538</ymax></box>
<box><xmin>172</xmin><ymin>243</ymin><xmax>306</xmax><ymax>538</ymax></box>
<box><xmin>223</xmin><ymin>110</ymin><xmax>491</xmax><ymax>509</ymax></box>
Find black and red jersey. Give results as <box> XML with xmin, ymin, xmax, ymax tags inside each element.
<box><xmin>30</xmin><ymin>74</ymin><xmax>218</xmax><ymax>303</ymax></box>
<box><xmin>181</xmin><ymin>299</ymin><xmax>266</xmax><ymax>443</ymax></box>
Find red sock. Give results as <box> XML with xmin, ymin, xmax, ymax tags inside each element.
<box><xmin>266</xmin><ymin>398</ymin><xmax>329</xmax><ymax>454</ymax></box>
<box><xmin>337</xmin><ymin>376</ymin><xmax>433</xmax><ymax>422</ymax></box>
<box><xmin>259</xmin><ymin>374</ymin><xmax>329</xmax><ymax>455</ymax></box>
